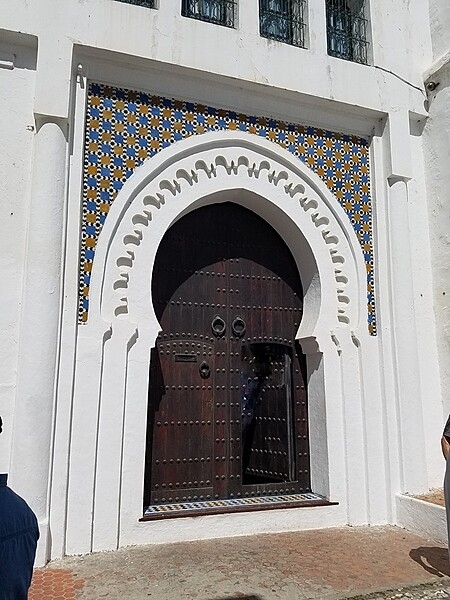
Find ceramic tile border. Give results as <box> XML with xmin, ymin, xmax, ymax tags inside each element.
<box><xmin>81</xmin><ymin>82</ymin><xmax>375</xmax><ymax>333</ymax></box>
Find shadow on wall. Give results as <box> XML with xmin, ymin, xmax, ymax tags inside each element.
<box><xmin>409</xmin><ymin>547</ymin><xmax>450</xmax><ymax>577</ymax></box>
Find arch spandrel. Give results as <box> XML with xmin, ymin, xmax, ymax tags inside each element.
<box><xmin>88</xmin><ymin>132</ymin><xmax>367</xmax><ymax>344</ymax></box>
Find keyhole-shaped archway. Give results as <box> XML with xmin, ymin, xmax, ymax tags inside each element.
<box><xmin>64</xmin><ymin>132</ymin><xmax>369</xmax><ymax>554</ymax></box>
<box><xmin>144</xmin><ymin>201</ymin><xmax>310</xmax><ymax>512</ymax></box>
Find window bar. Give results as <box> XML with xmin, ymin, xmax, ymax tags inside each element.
<box><xmin>181</xmin><ymin>0</ymin><xmax>237</xmax><ymax>28</ymax></box>
<box><xmin>114</xmin><ymin>0</ymin><xmax>156</xmax><ymax>7</ymax></box>
<box><xmin>326</xmin><ymin>0</ymin><xmax>368</xmax><ymax>64</ymax></box>
<box><xmin>259</xmin><ymin>0</ymin><xmax>307</xmax><ymax>48</ymax></box>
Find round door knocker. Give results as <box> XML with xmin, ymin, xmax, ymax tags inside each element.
<box><xmin>211</xmin><ymin>315</ymin><xmax>226</xmax><ymax>337</ymax></box>
<box><xmin>232</xmin><ymin>316</ymin><xmax>246</xmax><ymax>338</ymax></box>
<box><xmin>199</xmin><ymin>361</ymin><xmax>210</xmax><ymax>379</ymax></box>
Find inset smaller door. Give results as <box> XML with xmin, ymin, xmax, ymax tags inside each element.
<box><xmin>240</xmin><ymin>342</ymin><xmax>295</xmax><ymax>485</ymax></box>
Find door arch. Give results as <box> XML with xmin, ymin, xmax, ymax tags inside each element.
<box><xmin>64</xmin><ymin>132</ymin><xmax>368</xmax><ymax>553</ymax></box>
<box><xmin>144</xmin><ymin>202</ymin><xmax>310</xmax><ymax>509</ymax></box>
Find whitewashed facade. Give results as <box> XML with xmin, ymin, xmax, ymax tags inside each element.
<box><xmin>0</xmin><ymin>0</ymin><xmax>448</xmax><ymax>565</ymax></box>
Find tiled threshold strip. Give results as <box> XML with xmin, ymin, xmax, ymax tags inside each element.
<box><xmin>141</xmin><ymin>492</ymin><xmax>335</xmax><ymax>520</ymax></box>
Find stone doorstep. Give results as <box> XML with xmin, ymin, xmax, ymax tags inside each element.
<box><xmin>396</xmin><ymin>493</ymin><xmax>447</xmax><ymax>545</ymax></box>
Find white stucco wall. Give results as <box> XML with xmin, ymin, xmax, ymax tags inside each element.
<box><xmin>429</xmin><ymin>0</ymin><xmax>450</xmax><ymax>62</ymax></box>
<box><xmin>1</xmin><ymin>0</ymin><xmax>431</xmax><ymax>119</ymax></box>
<box><xmin>0</xmin><ymin>32</ymin><xmax>37</xmax><ymax>473</ymax></box>
<box><xmin>424</xmin><ymin>0</ymin><xmax>450</xmax><ymax>420</ymax></box>
<box><xmin>1</xmin><ymin>0</ymin><xmax>447</xmax><ymax>564</ymax></box>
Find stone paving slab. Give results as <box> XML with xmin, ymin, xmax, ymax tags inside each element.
<box><xmin>29</xmin><ymin>526</ymin><xmax>450</xmax><ymax>600</ymax></box>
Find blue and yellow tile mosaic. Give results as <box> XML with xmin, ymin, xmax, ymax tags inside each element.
<box><xmin>82</xmin><ymin>82</ymin><xmax>375</xmax><ymax>334</ymax></box>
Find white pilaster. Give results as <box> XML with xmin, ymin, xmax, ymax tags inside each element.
<box><xmin>92</xmin><ymin>322</ymin><xmax>138</xmax><ymax>552</ymax></box>
<box><xmin>386</xmin><ymin>175</ymin><xmax>427</xmax><ymax>492</ymax></box>
<box><xmin>10</xmin><ymin>117</ymin><xmax>68</xmax><ymax>566</ymax></box>
<box><xmin>335</xmin><ymin>331</ymin><xmax>369</xmax><ymax>524</ymax></box>
<box><xmin>65</xmin><ymin>323</ymin><xmax>112</xmax><ymax>556</ymax></box>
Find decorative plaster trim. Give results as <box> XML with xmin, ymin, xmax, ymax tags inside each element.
<box><xmin>113</xmin><ymin>154</ymin><xmax>349</xmax><ymax>324</ymax></box>
<box><xmin>89</xmin><ymin>132</ymin><xmax>366</xmax><ymax>341</ymax></box>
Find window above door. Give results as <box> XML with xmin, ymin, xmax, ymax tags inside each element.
<box><xmin>114</xmin><ymin>0</ymin><xmax>156</xmax><ymax>7</ymax></box>
<box><xmin>181</xmin><ymin>0</ymin><xmax>237</xmax><ymax>28</ymax></box>
<box><xmin>326</xmin><ymin>0</ymin><xmax>369</xmax><ymax>64</ymax></box>
<box><xmin>259</xmin><ymin>0</ymin><xmax>307</xmax><ymax>48</ymax></box>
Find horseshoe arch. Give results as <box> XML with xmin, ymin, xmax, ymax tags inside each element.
<box><xmin>65</xmin><ymin>131</ymin><xmax>369</xmax><ymax>554</ymax></box>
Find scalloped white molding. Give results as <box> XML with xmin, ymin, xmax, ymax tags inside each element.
<box><xmin>90</xmin><ymin>131</ymin><xmax>367</xmax><ymax>343</ymax></box>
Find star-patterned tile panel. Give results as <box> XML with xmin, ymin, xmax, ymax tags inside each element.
<box><xmin>81</xmin><ymin>82</ymin><xmax>375</xmax><ymax>334</ymax></box>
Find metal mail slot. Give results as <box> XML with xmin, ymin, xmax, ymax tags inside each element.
<box><xmin>174</xmin><ymin>354</ymin><xmax>197</xmax><ymax>363</ymax></box>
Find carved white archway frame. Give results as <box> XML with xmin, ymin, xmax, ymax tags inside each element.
<box><xmin>90</xmin><ymin>131</ymin><xmax>367</xmax><ymax>346</ymax></box>
<box><xmin>65</xmin><ymin>132</ymin><xmax>372</xmax><ymax>555</ymax></box>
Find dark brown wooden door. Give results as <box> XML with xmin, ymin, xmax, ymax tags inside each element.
<box><xmin>144</xmin><ymin>203</ymin><xmax>310</xmax><ymax>508</ymax></box>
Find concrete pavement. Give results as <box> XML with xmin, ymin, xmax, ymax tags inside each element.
<box><xmin>28</xmin><ymin>525</ymin><xmax>450</xmax><ymax>600</ymax></box>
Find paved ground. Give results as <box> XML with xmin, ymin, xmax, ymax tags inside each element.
<box><xmin>346</xmin><ymin>580</ymin><xmax>450</xmax><ymax>599</ymax></box>
<box><xmin>28</xmin><ymin>526</ymin><xmax>450</xmax><ymax>600</ymax></box>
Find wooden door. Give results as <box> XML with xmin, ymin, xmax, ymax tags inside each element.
<box><xmin>144</xmin><ymin>202</ymin><xmax>309</xmax><ymax>508</ymax></box>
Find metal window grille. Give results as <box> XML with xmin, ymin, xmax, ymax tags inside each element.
<box><xmin>259</xmin><ymin>0</ymin><xmax>307</xmax><ymax>48</ymax></box>
<box><xmin>326</xmin><ymin>0</ymin><xmax>368</xmax><ymax>64</ymax></box>
<box><xmin>181</xmin><ymin>0</ymin><xmax>236</xmax><ymax>28</ymax></box>
<box><xmin>114</xmin><ymin>0</ymin><xmax>155</xmax><ymax>7</ymax></box>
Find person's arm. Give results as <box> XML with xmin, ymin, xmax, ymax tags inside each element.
<box><xmin>442</xmin><ymin>435</ymin><xmax>450</xmax><ymax>460</ymax></box>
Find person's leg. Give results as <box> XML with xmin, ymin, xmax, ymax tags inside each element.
<box><xmin>444</xmin><ymin>455</ymin><xmax>450</xmax><ymax>558</ymax></box>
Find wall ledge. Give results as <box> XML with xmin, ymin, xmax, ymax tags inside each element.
<box><xmin>395</xmin><ymin>493</ymin><xmax>447</xmax><ymax>545</ymax></box>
